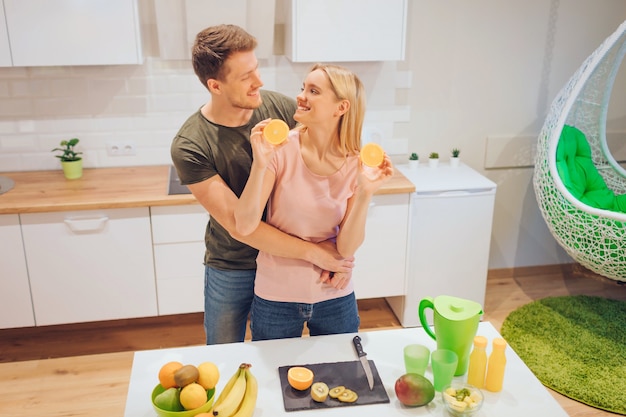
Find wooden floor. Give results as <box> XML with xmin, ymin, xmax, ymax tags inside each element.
<box><xmin>1</xmin><ymin>263</ymin><xmax>624</xmax><ymax>416</ymax></box>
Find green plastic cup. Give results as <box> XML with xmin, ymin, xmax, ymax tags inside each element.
<box><xmin>403</xmin><ymin>344</ymin><xmax>430</xmax><ymax>375</ymax></box>
<box><xmin>431</xmin><ymin>349</ymin><xmax>458</xmax><ymax>392</ymax></box>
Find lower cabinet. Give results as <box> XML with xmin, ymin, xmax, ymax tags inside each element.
<box><xmin>0</xmin><ymin>214</ymin><xmax>35</xmax><ymax>328</ymax></box>
<box><xmin>151</xmin><ymin>205</ymin><xmax>208</xmax><ymax>315</ymax></box>
<box><xmin>353</xmin><ymin>193</ymin><xmax>409</xmax><ymax>299</ymax></box>
<box><xmin>20</xmin><ymin>208</ymin><xmax>157</xmax><ymax>326</ymax></box>
<box><xmin>150</xmin><ymin>195</ymin><xmax>410</xmax><ymax>315</ymax></box>
<box><xmin>8</xmin><ymin>193</ymin><xmax>409</xmax><ymax>328</ymax></box>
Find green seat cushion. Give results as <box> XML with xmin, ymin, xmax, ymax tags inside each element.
<box><xmin>556</xmin><ymin>125</ymin><xmax>626</xmax><ymax>213</ymax></box>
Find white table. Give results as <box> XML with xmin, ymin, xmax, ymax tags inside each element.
<box><xmin>124</xmin><ymin>322</ymin><xmax>568</xmax><ymax>416</ymax></box>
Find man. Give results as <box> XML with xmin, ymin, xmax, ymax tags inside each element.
<box><xmin>171</xmin><ymin>24</ymin><xmax>353</xmax><ymax>344</ymax></box>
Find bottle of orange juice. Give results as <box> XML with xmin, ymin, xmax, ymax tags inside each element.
<box><xmin>466</xmin><ymin>336</ymin><xmax>488</xmax><ymax>388</ymax></box>
<box><xmin>485</xmin><ymin>338</ymin><xmax>507</xmax><ymax>392</ymax></box>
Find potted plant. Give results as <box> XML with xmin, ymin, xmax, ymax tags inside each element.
<box><xmin>409</xmin><ymin>152</ymin><xmax>419</xmax><ymax>169</ymax></box>
<box><xmin>450</xmin><ymin>148</ymin><xmax>461</xmax><ymax>167</ymax></box>
<box><xmin>52</xmin><ymin>138</ymin><xmax>83</xmax><ymax>179</ymax></box>
<box><xmin>429</xmin><ymin>152</ymin><xmax>439</xmax><ymax>168</ymax></box>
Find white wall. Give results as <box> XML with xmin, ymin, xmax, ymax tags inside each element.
<box><xmin>399</xmin><ymin>1</ymin><xmax>626</xmax><ymax>269</ymax></box>
<box><xmin>0</xmin><ymin>0</ymin><xmax>625</xmax><ymax>270</ymax></box>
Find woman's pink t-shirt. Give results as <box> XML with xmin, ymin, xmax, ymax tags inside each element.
<box><xmin>254</xmin><ymin>130</ymin><xmax>360</xmax><ymax>303</ymax></box>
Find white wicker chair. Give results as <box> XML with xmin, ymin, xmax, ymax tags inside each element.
<box><xmin>534</xmin><ymin>20</ymin><xmax>626</xmax><ymax>282</ymax></box>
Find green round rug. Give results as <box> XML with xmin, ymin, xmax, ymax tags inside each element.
<box><xmin>501</xmin><ymin>295</ymin><xmax>626</xmax><ymax>415</ymax></box>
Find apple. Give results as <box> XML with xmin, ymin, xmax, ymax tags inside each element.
<box><xmin>394</xmin><ymin>373</ymin><xmax>435</xmax><ymax>407</ymax></box>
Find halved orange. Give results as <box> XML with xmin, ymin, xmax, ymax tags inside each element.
<box><xmin>360</xmin><ymin>143</ymin><xmax>385</xmax><ymax>167</ymax></box>
<box><xmin>287</xmin><ymin>366</ymin><xmax>314</xmax><ymax>391</ymax></box>
<box><xmin>263</xmin><ymin>119</ymin><xmax>289</xmax><ymax>145</ymax></box>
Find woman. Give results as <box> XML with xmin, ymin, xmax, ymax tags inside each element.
<box><xmin>235</xmin><ymin>63</ymin><xmax>394</xmax><ymax>340</ymax></box>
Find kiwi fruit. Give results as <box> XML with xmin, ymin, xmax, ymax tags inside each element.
<box><xmin>174</xmin><ymin>364</ymin><xmax>199</xmax><ymax>387</ymax></box>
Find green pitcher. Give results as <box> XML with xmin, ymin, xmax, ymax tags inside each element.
<box><xmin>418</xmin><ymin>295</ymin><xmax>483</xmax><ymax>376</ymax></box>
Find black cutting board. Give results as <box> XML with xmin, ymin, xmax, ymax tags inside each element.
<box><xmin>278</xmin><ymin>360</ymin><xmax>390</xmax><ymax>412</ymax></box>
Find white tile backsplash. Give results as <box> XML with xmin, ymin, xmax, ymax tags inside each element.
<box><xmin>0</xmin><ymin>55</ymin><xmax>407</xmax><ymax>172</ymax></box>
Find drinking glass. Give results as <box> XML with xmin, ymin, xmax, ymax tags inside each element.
<box><xmin>431</xmin><ymin>349</ymin><xmax>458</xmax><ymax>392</ymax></box>
<box><xmin>403</xmin><ymin>344</ymin><xmax>430</xmax><ymax>375</ymax></box>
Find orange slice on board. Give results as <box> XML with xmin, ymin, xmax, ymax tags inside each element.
<box><xmin>360</xmin><ymin>143</ymin><xmax>385</xmax><ymax>167</ymax></box>
<box><xmin>287</xmin><ymin>366</ymin><xmax>314</xmax><ymax>391</ymax></box>
<box><xmin>263</xmin><ymin>119</ymin><xmax>290</xmax><ymax>145</ymax></box>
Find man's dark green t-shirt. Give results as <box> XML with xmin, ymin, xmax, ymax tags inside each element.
<box><xmin>171</xmin><ymin>90</ymin><xmax>297</xmax><ymax>270</ymax></box>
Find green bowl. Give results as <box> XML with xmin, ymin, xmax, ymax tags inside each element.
<box><xmin>151</xmin><ymin>384</ymin><xmax>215</xmax><ymax>417</ymax></box>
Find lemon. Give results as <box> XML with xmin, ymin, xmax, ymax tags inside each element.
<box><xmin>180</xmin><ymin>382</ymin><xmax>207</xmax><ymax>410</ymax></box>
<box><xmin>197</xmin><ymin>361</ymin><xmax>220</xmax><ymax>390</ymax></box>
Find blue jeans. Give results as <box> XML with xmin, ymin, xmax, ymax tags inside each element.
<box><xmin>250</xmin><ymin>293</ymin><xmax>360</xmax><ymax>341</ymax></box>
<box><xmin>204</xmin><ymin>266</ymin><xmax>255</xmax><ymax>345</ymax></box>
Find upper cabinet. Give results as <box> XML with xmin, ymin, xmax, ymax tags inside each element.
<box><xmin>154</xmin><ymin>0</ymin><xmax>276</xmax><ymax>60</ymax></box>
<box><xmin>2</xmin><ymin>0</ymin><xmax>143</xmax><ymax>67</ymax></box>
<box><xmin>0</xmin><ymin>4</ymin><xmax>11</xmax><ymax>67</ymax></box>
<box><xmin>284</xmin><ymin>0</ymin><xmax>408</xmax><ymax>62</ymax></box>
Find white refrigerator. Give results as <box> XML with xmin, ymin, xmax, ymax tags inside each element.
<box><xmin>386</xmin><ymin>162</ymin><xmax>497</xmax><ymax>327</ymax></box>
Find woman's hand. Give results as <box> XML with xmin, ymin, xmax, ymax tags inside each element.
<box><xmin>323</xmin><ymin>271</ymin><xmax>352</xmax><ymax>290</ymax></box>
<box><xmin>250</xmin><ymin>119</ymin><xmax>288</xmax><ymax>168</ymax></box>
<box><xmin>357</xmin><ymin>153</ymin><xmax>394</xmax><ymax>195</ymax></box>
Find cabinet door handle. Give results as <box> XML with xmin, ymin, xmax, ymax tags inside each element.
<box><xmin>64</xmin><ymin>216</ymin><xmax>109</xmax><ymax>233</ymax></box>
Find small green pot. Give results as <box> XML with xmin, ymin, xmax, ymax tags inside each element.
<box><xmin>61</xmin><ymin>160</ymin><xmax>83</xmax><ymax>180</ymax></box>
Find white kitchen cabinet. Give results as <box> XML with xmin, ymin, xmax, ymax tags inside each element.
<box><xmin>3</xmin><ymin>0</ymin><xmax>142</xmax><ymax>67</ymax></box>
<box><xmin>21</xmin><ymin>208</ymin><xmax>157</xmax><ymax>326</ymax></box>
<box><xmin>285</xmin><ymin>0</ymin><xmax>408</xmax><ymax>62</ymax></box>
<box><xmin>353</xmin><ymin>193</ymin><xmax>409</xmax><ymax>299</ymax></box>
<box><xmin>151</xmin><ymin>205</ymin><xmax>208</xmax><ymax>315</ymax></box>
<box><xmin>0</xmin><ymin>214</ymin><xmax>35</xmax><ymax>328</ymax></box>
<box><xmin>387</xmin><ymin>164</ymin><xmax>497</xmax><ymax>327</ymax></box>
<box><xmin>0</xmin><ymin>4</ymin><xmax>11</xmax><ymax>67</ymax></box>
<box><xmin>154</xmin><ymin>0</ymin><xmax>275</xmax><ymax>60</ymax></box>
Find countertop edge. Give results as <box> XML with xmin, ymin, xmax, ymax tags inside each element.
<box><xmin>0</xmin><ymin>165</ymin><xmax>415</xmax><ymax>215</ymax></box>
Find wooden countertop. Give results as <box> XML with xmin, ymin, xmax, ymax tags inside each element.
<box><xmin>0</xmin><ymin>165</ymin><xmax>415</xmax><ymax>215</ymax></box>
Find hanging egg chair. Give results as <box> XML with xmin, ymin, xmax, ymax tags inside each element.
<box><xmin>534</xmin><ymin>20</ymin><xmax>626</xmax><ymax>282</ymax></box>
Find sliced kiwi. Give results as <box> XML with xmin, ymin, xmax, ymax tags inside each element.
<box><xmin>328</xmin><ymin>386</ymin><xmax>345</xmax><ymax>399</ymax></box>
<box><xmin>310</xmin><ymin>382</ymin><xmax>329</xmax><ymax>402</ymax></box>
<box><xmin>337</xmin><ymin>389</ymin><xmax>358</xmax><ymax>403</ymax></box>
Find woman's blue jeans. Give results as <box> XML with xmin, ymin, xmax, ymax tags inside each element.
<box><xmin>250</xmin><ymin>292</ymin><xmax>360</xmax><ymax>341</ymax></box>
<box><xmin>204</xmin><ymin>265</ymin><xmax>255</xmax><ymax>345</ymax></box>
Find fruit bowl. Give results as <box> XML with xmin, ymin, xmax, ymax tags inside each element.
<box><xmin>441</xmin><ymin>383</ymin><xmax>483</xmax><ymax>417</ymax></box>
<box><xmin>151</xmin><ymin>384</ymin><xmax>215</xmax><ymax>417</ymax></box>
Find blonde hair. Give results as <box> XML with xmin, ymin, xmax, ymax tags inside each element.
<box><xmin>309</xmin><ymin>63</ymin><xmax>366</xmax><ymax>156</ymax></box>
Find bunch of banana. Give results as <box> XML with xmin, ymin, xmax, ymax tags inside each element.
<box><xmin>212</xmin><ymin>363</ymin><xmax>258</xmax><ymax>417</ymax></box>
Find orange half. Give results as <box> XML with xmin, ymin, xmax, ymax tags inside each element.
<box><xmin>287</xmin><ymin>366</ymin><xmax>314</xmax><ymax>391</ymax></box>
<box><xmin>263</xmin><ymin>119</ymin><xmax>289</xmax><ymax>145</ymax></box>
<box><xmin>360</xmin><ymin>143</ymin><xmax>385</xmax><ymax>167</ymax></box>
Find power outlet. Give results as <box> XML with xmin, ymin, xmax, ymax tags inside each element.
<box><xmin>106</xmin><ymin>141</ymin><xmax>136</xmax><ymax>156</ymax></box>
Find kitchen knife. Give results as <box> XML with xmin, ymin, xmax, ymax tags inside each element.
<box><xmin>352</xmin><ymin>335</ymin><xmax>374</xmax><ymax>390</ymax></box>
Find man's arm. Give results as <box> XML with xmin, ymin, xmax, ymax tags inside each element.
<box><xmin>187</xmin><ymin>175</ymin><xmax>353</xmax><ymax>273</ymax></box>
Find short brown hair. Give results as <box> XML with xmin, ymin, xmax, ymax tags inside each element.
<box><xmin>192</xmin><ymin>24</ymin><xmax>258</xmax><ymax>88</ymax></box>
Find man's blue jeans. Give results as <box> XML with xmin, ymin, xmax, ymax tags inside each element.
<box><xmin>204</xmin><ymin>265</ymin><xmax>255</xmax><ymax>345</ymax></box>
<box><xmin>250</xmin><ymin>292</ymin><xmax>360</xmax><ymax>341</ymax></box>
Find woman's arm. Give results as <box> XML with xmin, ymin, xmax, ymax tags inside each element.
<box><xmin>234</xmin><ymin>120</ymin><xmax>280</xmax><ymax>236</ymax></box>
<box><xmin>234</xmin><ymin>160</ymin><xmax>270</xmax><ymax>236</ymax></box>
<box><xmin>189</xmin><ymin>174</ymin><xmax>354</xmax><ymax>274</ymax></box>
<box><xmin>336</xmin><ymin>154</ymin><xmax>395</xmax><ymax>257</ymax></box>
